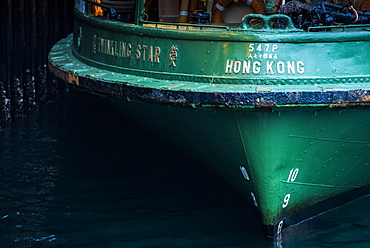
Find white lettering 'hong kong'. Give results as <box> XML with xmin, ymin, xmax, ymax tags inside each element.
<box><xmin>225</xmin><ymin>60</ymin><xmax>305</xmax><ymax>75</ymax></box>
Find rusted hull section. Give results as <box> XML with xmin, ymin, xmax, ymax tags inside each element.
<box><xmin>51</xmin><ymin>71</ymin><xmax>370</xmax><ymax>109</ymax></box>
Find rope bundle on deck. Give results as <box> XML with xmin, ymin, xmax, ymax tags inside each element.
<box><xmin>89</xmin><ymin>0</ymin><xmax>136</xmax><ymax>22</ymax></box>
<box><xmin>100</xmin><ymin>0</ymin><xmax>135</xmax><ymax>14</ymax></box>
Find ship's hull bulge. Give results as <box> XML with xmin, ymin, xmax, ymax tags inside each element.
<box><xmin>106</xmin><ymin>97</ymin><xmax>370</xmax><ymax>231</ymax></box>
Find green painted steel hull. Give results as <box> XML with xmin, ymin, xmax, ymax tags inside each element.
<box><xmin>48</xmin><ymin>7</ymin><xmax>370</xmax><ymax>237</ymax></box>
<box><xmin>107</xmin><ymin>98</ymin><xmax>370</xmax><ymax>235</ymax></box>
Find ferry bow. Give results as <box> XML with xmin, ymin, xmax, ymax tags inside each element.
<box><xmin>49</xmin><ymin>0</ymin><xmax>370</xmax><ymax>237</ymax></box>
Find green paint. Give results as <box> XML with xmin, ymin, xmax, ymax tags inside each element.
<box><xmin>48</xmin><ymin>3</ymin><xmax>370</xmax><ymax>237</ymax></box>
<box><xmin>72</xmin><ymin>10</ymin><xmax>370</xmax><ymax>87</ymax></box>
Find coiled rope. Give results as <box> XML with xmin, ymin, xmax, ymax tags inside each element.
<box><xmin>100</xmin><ymin>0</ymin><xmax>135</xmax><ymax>14</ymax></box>
<box><xmin>85</xmin><ymin>0</ymin><xmax>135</xmax><ymax>15</ymax></box>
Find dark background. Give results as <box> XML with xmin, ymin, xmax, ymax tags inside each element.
<box><xmin>0</xmin><ymin>0</ymin><xmax>75</xmax><ymax>123</ymax></box>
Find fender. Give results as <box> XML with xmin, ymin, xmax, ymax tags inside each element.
<box><xmin>179</xmin><ymin>0</ymin><xmax>191</xmax><ymax>23</ymax></box>
<box><xmin>212</xmin><ymin>0</ymin><xmax>265</xmax><ymax>23</ymax></box>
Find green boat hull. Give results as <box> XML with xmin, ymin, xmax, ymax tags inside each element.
<box><xmin>107</xmin><ymin>98</ymin><xmax>370</xmax><ymax>236</ymax></box>
<box><xmin>48</xmin><ymin>3</ymin><xmax>370</xmax><ymax>237</ymax></box>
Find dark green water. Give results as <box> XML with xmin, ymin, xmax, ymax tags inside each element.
<box><xmin>1</xmin><ymin>90</ymin><xmax>370</xmax><ymax>248</ymax></box>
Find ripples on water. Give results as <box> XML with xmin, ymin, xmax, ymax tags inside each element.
<box><xmin>0</xmin><ymin>90</ymin><xmax>369</xmax><ymax>248</ymax></box>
